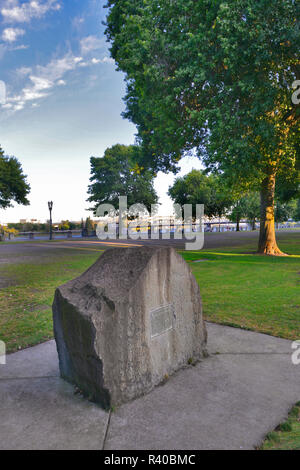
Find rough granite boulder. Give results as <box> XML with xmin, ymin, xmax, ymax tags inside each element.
<box><xmin>53</xmin><ymin>246</ymin><xmax>207</xmax><ymax>409</ymax></box>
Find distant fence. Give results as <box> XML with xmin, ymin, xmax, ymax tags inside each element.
<box><xmin>1</xmin><ymin>222</ymin><xmax>299</xmax><ymax>242</ymax></box>
<box><xmin>4</xmin><ymin>230</ymin><xmax>83</xmax><ymax>241</ymax></box>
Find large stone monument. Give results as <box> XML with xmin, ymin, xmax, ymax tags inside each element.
<box><xmin>53</xmin><ymin>247</ymin><xmax>207</xmax><ymax>409</ymax></box>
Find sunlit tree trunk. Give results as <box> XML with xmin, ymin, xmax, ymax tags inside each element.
<box><xmin>258</xmin><ymin>172</ymin><xmax>286</xmax><ymax>256</ymax></box>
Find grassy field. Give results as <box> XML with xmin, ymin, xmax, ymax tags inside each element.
<box><xmin>260</xmin><ymin>402</ymin><xmax>300</xmax><ymax>450</ymax></box>
<box><xmin>0</xmin><ymin>235</ymin><xmax>299</xmax><ymax>352</ymax></box>
<box><xmin>181</xmin><ymin>239</ymin><xmax>300</xmax><ymax>340</ymax></box>
<box><xmin>0</xmin><ymin>250</ymin><xmax>102</xmax><ymax>352</ymax></box>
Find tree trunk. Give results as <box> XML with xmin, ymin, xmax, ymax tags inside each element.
<box><xmin>252</xmin><ymin>219</ymin><xmax>256</xmax><ymax>231</ymax></box>
<box><xmin>258</xmin><ymin>173</ymin><xmax>287</xmax><ymax>256</ymax></box>
<box><xmin>236</xmin><ymin>217</ymin><xmax>240</xmax><ymax>231</ymax></box>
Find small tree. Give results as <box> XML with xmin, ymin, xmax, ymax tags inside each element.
<box><xmin>229</xmin><ymin>199</ymin><xmax>246</xmax><ymax>232</ymax></box>
<box><xmin>59</xmin><ymin>220</ymin><xmax>70</xmax><ymax>231</ymax></box>
<box><xmin>87</xmin><ymin>144</ymin><xmax>158</xmax><ymax>214</ymax></box>
<box><xmin>244</xmin><ymin>193</ymin><xmax>260</xmax><ymax>230</ymax></box>
<box><xmin>230</xmin><ymin>193</ymin><xmax>261</xmax><ymax>230</ymax></box>
<box><xmin>0</xmin><ymin>146</ymin><xmax>30</xmax><ymax>209</ymax></box>
<box><xmin>168</xmin><ymin>170</ymin><xmax>233</xmax><ymax>224</ymax></box>
<box><xmin>85</xmin><ymin>217</ymin><xmax>95</xmax><ymax>231</ymax></box>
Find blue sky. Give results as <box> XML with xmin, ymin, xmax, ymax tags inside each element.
<box><xmin>0</xmin><ymin>0</ymin><xmax>202</xmax><ymax>224</ymax></box>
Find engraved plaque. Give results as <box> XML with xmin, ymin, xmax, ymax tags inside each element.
<box><xmin>150</xmin><ymin>304</ymin><xmax>175</xmax><ymax>338</ymax></box>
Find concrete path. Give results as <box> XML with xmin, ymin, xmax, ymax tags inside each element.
<box><xmin>1</xmin><ymin>323</ymin><xmax>299</xmax><ymax>450</ymax></box>
<box><xmin>3</xmin><ymin>229</ymin><xmax>300</xmax><ymax>261</ymax></box>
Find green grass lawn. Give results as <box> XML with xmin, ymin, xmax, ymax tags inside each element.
<box><xmin>181</xmin><ymin>243</ymin><xmax>300</xmax><ymax>340</ymax></box>
<box><xmin>0</xmin><ymin>234</ymin><xmax>299</xmax><ymax>352</ymax></box>
<box><xmin>0</xmin><ymin>250</ymin><xmax>101</xmax><ymax>352</ymax></box>
<box><xmin>260</xmin><ymin>402</ymin><xmax>300</xmax><ymax>450</ymax></box>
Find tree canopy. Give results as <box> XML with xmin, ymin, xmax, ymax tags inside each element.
<box><xmin>105</xmin><ymin>0</ymin><xmax>299</xmax><ymax>255</ymax></box>
<box><xmin>0</xmin><ymin>146</ymin><xmax>30</xmax><ymax>209</ymax></box>
<box><xmin>87</xmin><ymin>144</ymin><xmax>158</xmax><ymax>214</ymax></box>
<box><xmin>168</xmin><ymin>169</ymin><xmax>232</xmax><ymax>219</ymax></box>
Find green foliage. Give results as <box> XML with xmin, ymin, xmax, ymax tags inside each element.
<box><xmin>265</xmin><ymin>432</ymin><xmax>280</xmax><ymax>443</ymax></box>
<box><xmin>105</xmin><ymin>0</ymin><xmax>299</xmax><ymax>185</ymax></box>
<box><xmin>59</xmin><ymin>220</ymin><xmax>70</xmax><ymax>231</ymax></box>
<box><xmin>0</xmin><ymin>225</ymin><xmax>19</xmax><ymax>236</ymax></box>
<box><xmin>276</xmin><ymin>173</ymin><xmax>300</xmax><ymax>204</ymax></box>
<box><xmin>261</xmin><ymin>404</ymin><xmax>300</xmax><ymax>450</ymax></box>
<box><xmin>275</xmin><ymin>200</ymin><xmax>297</xmax><ymax>223</ymax></box>
<box><xmin>7</xmin><ymin>222</ymin><xmax>47</xmax><ymax>232</ymax></box>
<box><xmin>0</xmin><ymin>146</ymin><xmax>30</xmax><ymax>209</ymax></box>
<box><xmin>168</xmin><ymin>169</ymin><xmax>233</xmax><ymax>218</ymax></box>
<box><xmin>84</xmin><ymin>217</ymin><xmax>95</xmax><ymax>231</ymax></box>
<box><xmin>0</xmin><ymin>226</ymin><xmax>18</xmax><ymax>235</ymax></box>
<box><xmin>229</xmin><ymin>193</ymin><xmax>260</xmax><ymax>228</ymax></box>
<box><xmin>68</xmin><ymin>221</ymin><xmax>80</xmax><ymax>230</ymax></box>
<box><xmin>278</xmin><ymin>421</ymin><xmax>293</xmax><ymax>432</ymax></box>
<box><xmin>87</xmin><ymin>144</ymin><xmax>158</xmax><ymax>214</ymax></box>
<box><xmin>293</xmin><ymin>199</ymin><xmax>300</xmax><ymax>222</ymax></box>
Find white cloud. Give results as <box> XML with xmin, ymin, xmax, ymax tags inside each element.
<box><xmin>4</xmin><ymin>52</ymin><xmax>87</xmax><ymax>112</ymax></box>
<box><xmin>2</xmin><ymin>31</ymin><xmax>113</xmax><ymax>114</ymax></box>
<box><xmin>80</xmin><ymin>35</ymin><xmax>104</xmax><ymax>54</ymax></box>
<box><xmin>29</xmin><ymin>75</ymin><xmax>53</xmax><ymax>91</ymax></box>
<box><xmin>91</xmin><ymin>56</ymin><xmax>115</xmax><ymax>65</ymax></box>
<box><xmin>72</xmin><ymin>15</ymin><xmax>84</xmax><ymax>30</ymax></box>
<box><xmin>0</xmin><ymin>41</ymin><xmax>28</xmax><ymax>62</ymax></box>
<box><xmin>35</xmin><ymin>54</ymin><xmax>84</xmax><ymax>81</ymax></box>
<box><xmin>100</xmin><ymin>56</ymin><xmax>115</xmax><ymax>65</ymax></box>
<box><xmin>11</xmin><ymin>44</ymin><xmax>28</xmax><ymax>51</ymax></box>
<box><xmin>17</xmin><ymin>66</ymin><xmax>32</xmax><ymax>76</ymax></box>
<box><xmin>1</xmin><ymin>0</ymin><xmax>61</xmax><ymax>23</ymax></box>
<box><xmin>2</xmin><ymin>27</ymin><xmax>25</xmax><ymax>42</ymax></box>
<box><xmin>14</xmin><ymin>102</ymin><xmax>25</xmax><ymax>111</ymax></box>
<box><xmin>0</xmin><ymin>44</ymin><xmax>6</xmax><ymax>59</ymax></box>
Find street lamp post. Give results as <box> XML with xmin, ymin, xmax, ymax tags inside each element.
<box><xmin>48</xmin><ymin>201</ymin><xmax>53</xmax><ymax>240</ymax></box>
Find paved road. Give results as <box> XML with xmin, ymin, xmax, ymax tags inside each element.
<box><xmin>1</xmin><ymin>230</ymin><xmax>299</xmax><ymax>263</ymax></box>
<box><xmin>1</xmin><ymin>323</ymin><xmax>299</xmax><ymax>450</ymax></box>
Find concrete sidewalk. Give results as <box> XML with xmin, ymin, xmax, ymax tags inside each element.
<box><xmin>1</xmin><ymin>323</ymin><xmax>299</xmax><ymax>450</ymax></box>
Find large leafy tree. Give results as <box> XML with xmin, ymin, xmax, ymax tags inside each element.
<box><xmin>105</xmin><ymin>0</ymin><xmax>299</xmax><ymax>255</ymax></box>
<box><xmin>168</xmin><ymin>169</ymin><xmax>232</xmax><ymax>219</ymax></box>
<box><xmin>87</xmin><ymin>144</ymin><xmax>158</xmax><ymax>213</ymax></box>
<box><xmin>0</xmin><ymin>146</ymin><xmax>30</xmax><ymax>209</ymax></box>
